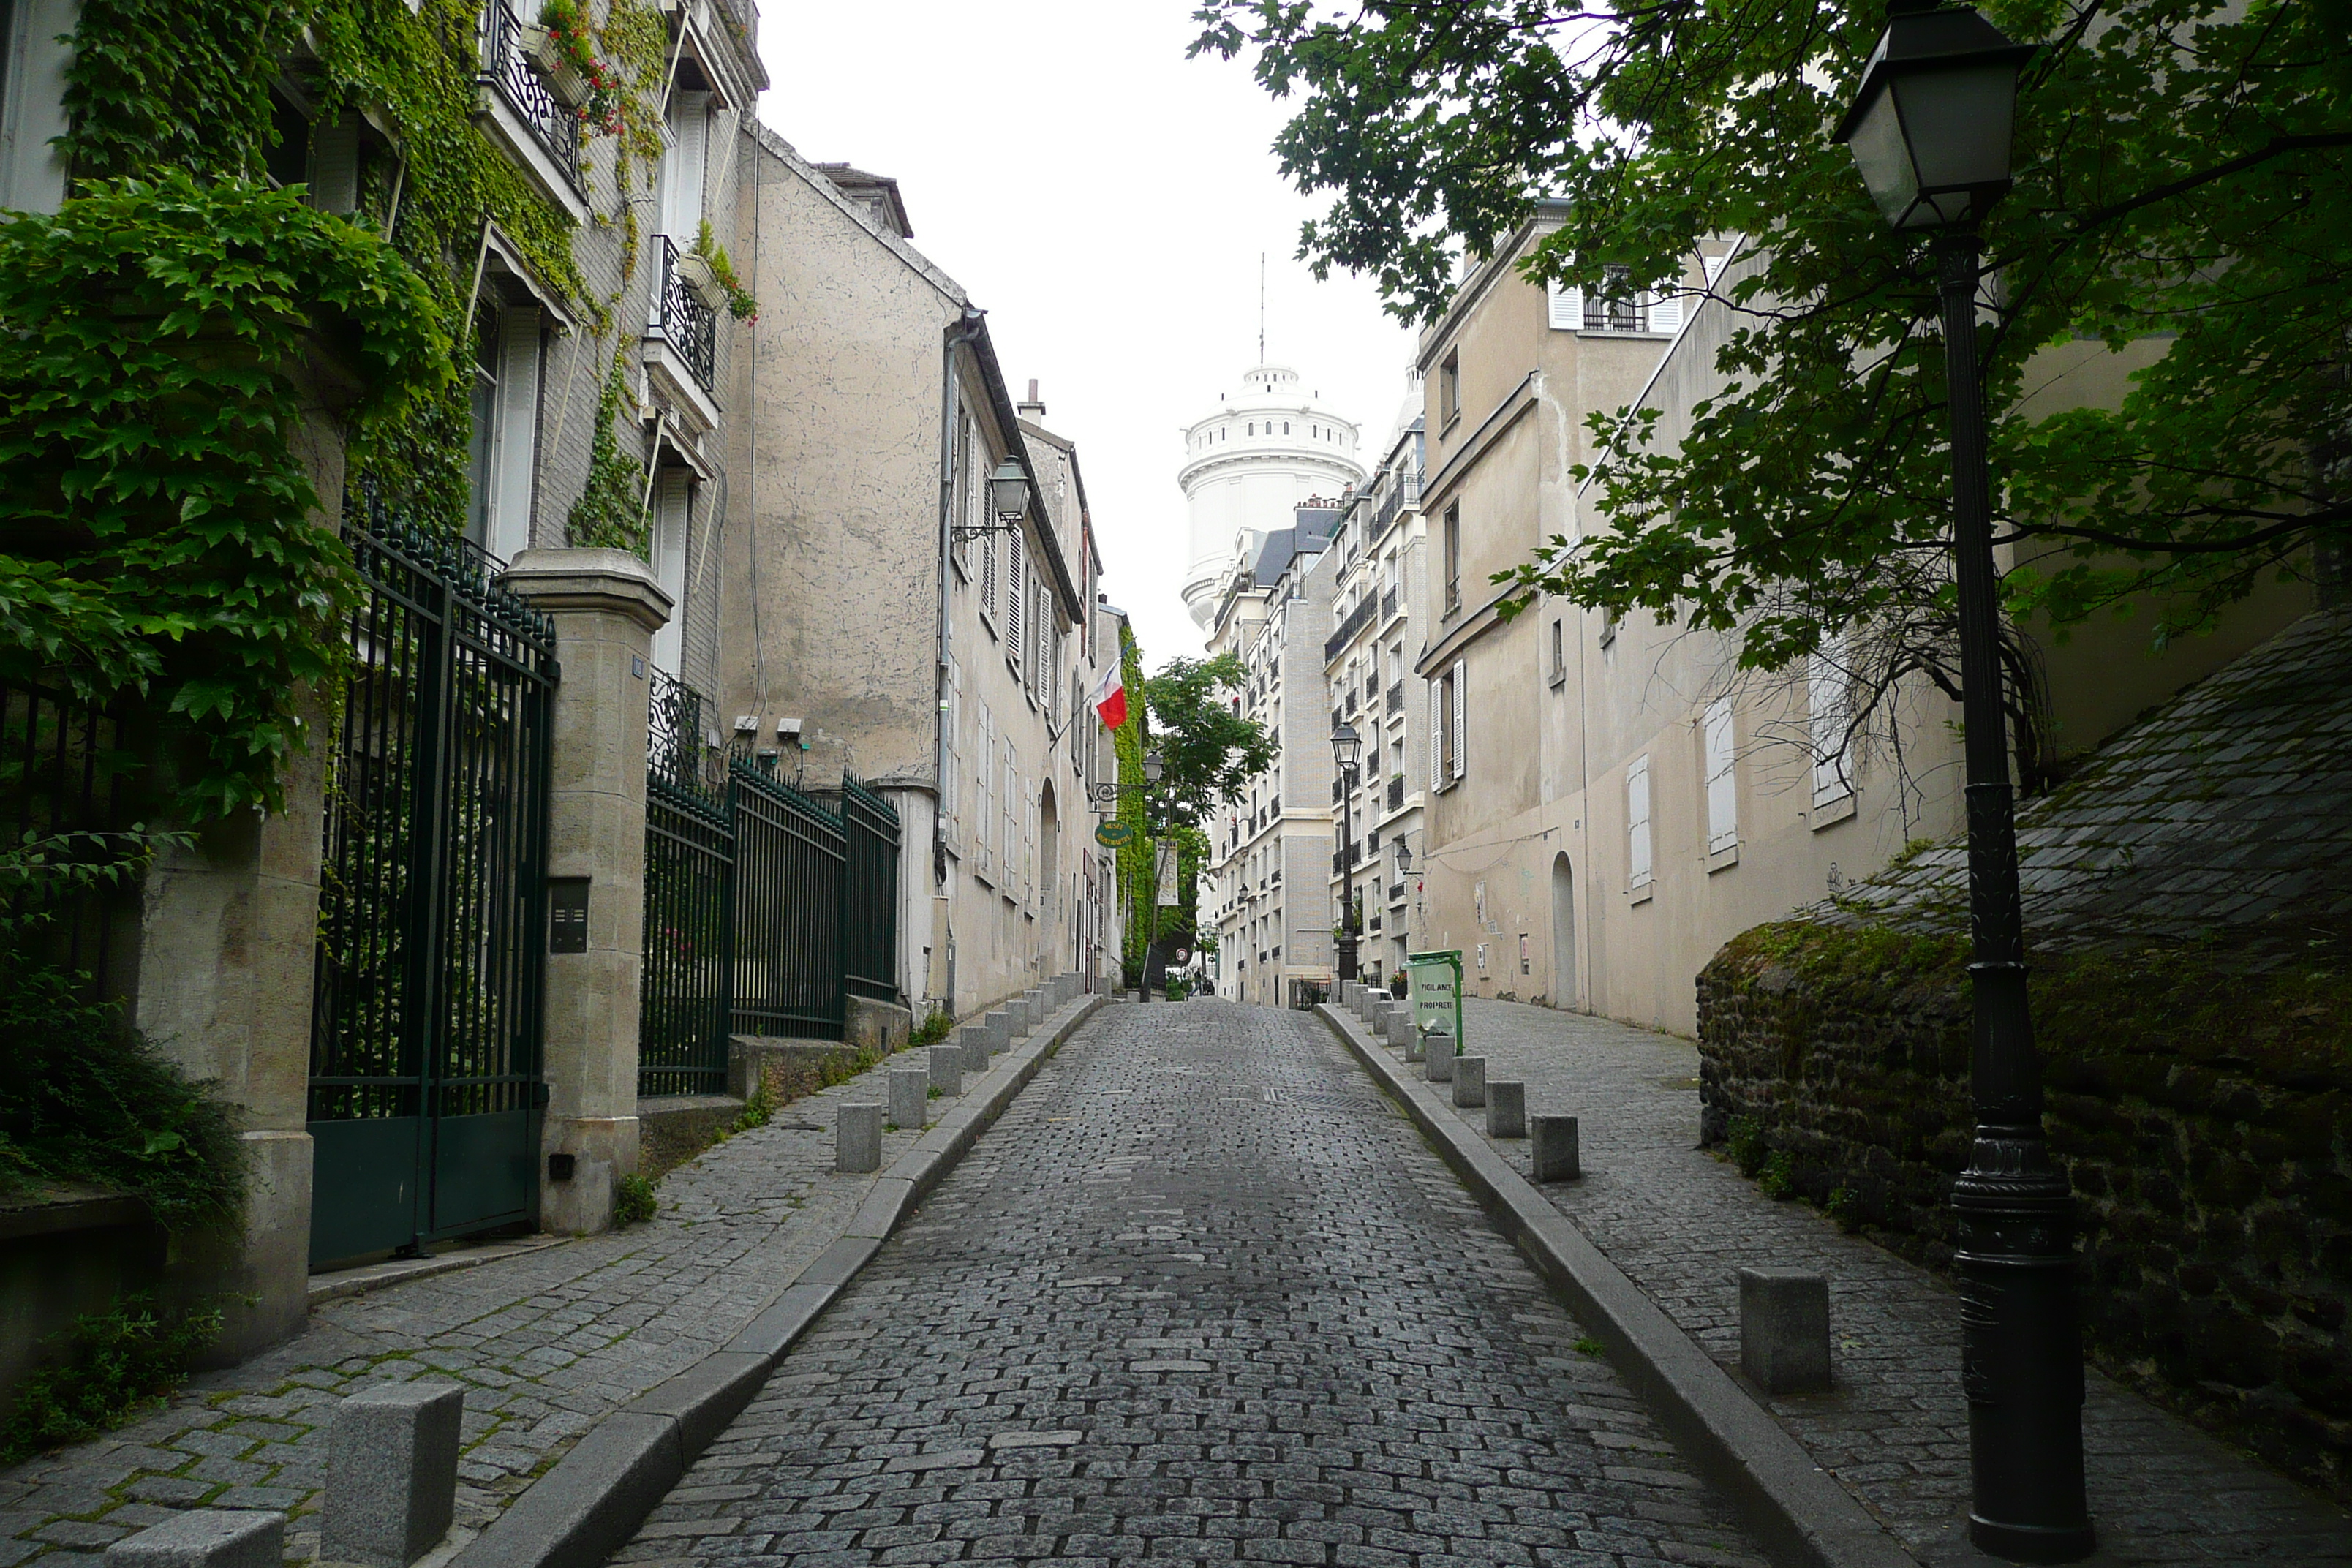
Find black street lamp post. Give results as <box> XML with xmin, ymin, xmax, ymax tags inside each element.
<box><xmin>1834</xmin><ymin>5</ymin><xmax>2092</xmax><ymax>1561</ymax></box>
<box><xmin>1330</xmin><ymin>723</ymin><xmax>1361</xmax><ymax>983</ymax></box>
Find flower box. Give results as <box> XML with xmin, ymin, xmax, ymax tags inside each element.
<box><xmin>519</xmin><ymin>23</ymin><xmax>592</xmax><ymax>107</ymax></box>
<box><xmin>674</xmin><ymin>252</ymin><xmax>728</xmax><ymax>310</ymax></box>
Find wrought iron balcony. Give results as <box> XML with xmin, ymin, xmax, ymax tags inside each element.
<box><xmin>478</xmin><ymin>0</ymin><xmax>584</xmax><ymax>197</ymax></box>
<box><xmin>650</xmin><ymin>235</ymin><xmax>719</xmax><ymax>397</ymax></box>
<box><xmin>1324</xmin><ymin>592</ymin><xmax>1379</xmax><ymax>663</ymax></box>
<box><xmin>1371</xmin><ymin>468</ymin><xmax>1422</xmax><ymax>540</ymax></box>
<box><xmin>1386</xmin><ymin>682</ymin><xmax>1403</xmax><ymax>715</ymax></box>
<box><xmin>1381</xmin><ymin>587</ymin><xmax>1398</xmax><ymax>622</ymax></box>
<box><xmin>1387</xmin><ymin>775</ymin><xmax>1404</xmax><ymax>809</ymax></box>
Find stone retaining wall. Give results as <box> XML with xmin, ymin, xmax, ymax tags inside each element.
<box><xmin>1697</xmin><ymin>918</ymin><xmax>2352</xmax><ymax>1500</ymax></box>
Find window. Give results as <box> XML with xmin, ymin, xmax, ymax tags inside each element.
<box><xmin>657</xmin><ymin>89</ymin><xmax>712</xmax><ymax>250</ymax></box>
<box><xmin>1432</xmin><ymin>661</ymin><xmax>1466</xmax><ymax>786</ymax></box>
<box><xmin>1705</xmin><ymin>698</ymin><xmax>1738</xmax><ymax>856</ymax></box>
<box><xmin>1549</xmin><ymin>619</ymin><xmax>1565</xmax><ymax>685</ymax></box>
<box><xmin>649</xmin><ymin>471</ymin><xmax>690</xmax><ymax>674</ymax></box>
<box><xmin>0</xmin><ymin>0</ymin><xmax>74</xmax><ymax>214</ymax></box>
<box><xmin>1443</xmin><ymin>505</ymin><xmax>1461</xmax><ymax>612</ymax></box>
<box><xmin>1586</xmin><ymin>265</ymin><xmax>1640</xmax><ymax>332</ymax></box>
<box><xmin>1008</xmin><ymin>531</ymin><xmax>1026</xmax><ymax>666</ymax></box>
<box><xmin>463</xmin><ymin>294</ymin><xmax>544</xmax><ymax>562</ymax></box>
<box><xmin>1627</xmin><ymin>754</ymin><xmax>1652</xmax><ymax>891</ymax></box>
<box><xmin>1439</xmin><ymin>351</ymin><xmax>1460</xmax><ymax>426</ymax></box>
<box><xmin>1810</xmin><ymin>634</ymin><xmax>1852</xmax><ymax>806</ymax></box>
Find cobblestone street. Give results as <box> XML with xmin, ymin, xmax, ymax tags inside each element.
<box><xmin>617</xmin><ymin>1000</ymin><xmax>1768</xmax><ymax>1567</ymax></box>
<box><xmin>0</xmin><ymin>1049</ymin><xmax>951</xmax><ymax>1564</ymax></box>
<box><xmin>1425</xmin><ymin>998</ymin><xmax>2352</xmax><ymax>1564</ymax></box>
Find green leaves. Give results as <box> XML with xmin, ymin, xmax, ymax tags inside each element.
<box><xmin>0</xmin><ymin>173</ymin><xmax>448</xmax><ymax>821</ymax></box>
<box><xmin>1195</xmin><ymin>0</ymin><xmax>2352</xmax><ymax>672</ymax></box>
<box><xmin>1139</xmin><ymin>652</ymin><xmax>1277</xmax><ymax>834</ymax></box>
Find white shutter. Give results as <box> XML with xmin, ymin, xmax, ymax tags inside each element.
<box><xmin>1627</xmin><ymin>754</ymin><xmax>1652</xmax><ymax>889</ymax></box>
<box><xmin>1546</xmin><ymin>281</ymin><xmax>1583</xmax><ymax>331</ymax></box>
<box><xmin>1008</xmin><ymin>534</ymin><xmax>1025</xmax><ymax>660</ymax></box>
<box><xmin>1703</xmin><ymin>253</ymin><xmax>1730</xmax><ymax>286</ymax></box>
<box><xmin>943</xmin><ymin>655</ymin><xmax>961</xmax><ymax>837</ymax></box>
<box><xmin>1429</xmin><ymin>679</ymin><xmax>1444</xmax><ymax>789</ymax></box>
<box><xmin>979</xmin><ymin>704</ymin><xmax>994</xmax><ymax>869</ymax></box>
<box><xmin>1646</xmin><ymin>289</ymin><xmax>1684</xmax><ymax>335</ymax></box>
<box><xmin>1450</xmin><ymin>658</ymin><xmax>1467</xmax><ymax>780</ymax></box>
<box><xmin>1810</xmin><ymin>633</ymin><xmax>1851</xmax><ymax>806</ymax></box>
<box><xmin>1705</xmin><ymin>697</ymin><xmax>1737</xmax><ymax>855</ymax></box>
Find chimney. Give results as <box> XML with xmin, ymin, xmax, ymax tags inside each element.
<box><xmin>1017</xmin><ymin>377</ymin><xmax>1047</xmax><ymax>421</ymax></box>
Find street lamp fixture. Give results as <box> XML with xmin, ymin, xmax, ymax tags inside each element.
<box><xmin>1143</xmin><ymin>750</ymin><xmax>1165</xmax><ymax>786</ymax></box>
<box><xmin>989</xmin><ymin>458</ymin><xmax>1033</xmax><ymax>521</ymax></box>
<box><xmin>1393</xmin><ymin>837</ymin><xmax>1411</xmax><ymax>874</ymax></box>
<box><xmin>1836</xmin><ymin>7</ymin><xmax>2092</xmax><ymax>1562</ymax></box>
<box><xmin>1330</xmin><ymin>723</ymin><xmax>1362</xmax><ymax>982</ymax></box>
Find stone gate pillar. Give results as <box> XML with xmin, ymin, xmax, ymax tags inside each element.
<box><xmin>502</xmin><ymin>549</ymin><xmax>671</xmax><ymax>1235</ymax></box>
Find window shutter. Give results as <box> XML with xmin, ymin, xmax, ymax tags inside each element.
<box><xmin>1450</xmin><ymin>658</ymin><xmax>1467</xmax><ymax>780</ymax></box>
<box><xmin>943</xmin><ymin>655</ymin><xmax>962</xmax><ymax>836</ymax></box>
<box><xmin>1646</xmin><ymin>289</ymin><xmax>1684</xmax><ymax>335</ymax></box>
<box><xmin>1546</xmin><ymin>282</ymin><xmax>1583</xmax><ymax>331</ymax></box>
<box><xmin>1429</xmin><ymin>679</ymin><xmax>1444</xmax><ymax>788</ymax></box>
<box><xmin>981</xmin><ymin>526</ymin><xmax>997</xmax><ymax>621</ymax></box>
<box><xmin>1009</xmin><ymin>534</ymin><xmax>1025</xmax><ymax>661</ymax></box>
<box><xmin>1705</xmin><ymin>698</ymin><xmax>1738</xmax><ymax>854</ymax></box>
<box><xmin>1627</xmin><ymin>754</ymin><xmax>1652</xmax><ymax>888</ymax></box>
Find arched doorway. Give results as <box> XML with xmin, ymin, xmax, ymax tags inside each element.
<box><xmin>1550</xmin><ymin>852</ymin><xmax>1576</xmax><ymax>1009</ymax></box>
<box><xmin>1039</xmin><ymin>782</ymin><xmax>1060</xmax><ymax>922</ymax></box>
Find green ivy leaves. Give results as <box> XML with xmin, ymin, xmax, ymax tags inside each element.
<box><xmin>0</xmin><ymin>173</ymin><xmax>446</xmax><ymax>820</ymax></box>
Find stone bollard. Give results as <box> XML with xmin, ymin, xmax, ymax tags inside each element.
<box><xmin>985</xmin><ymin>1011</ymin><xmax>1012</xmax><ymax>1054</ymax></box>
<box><xmin>1452</xmin><ymin>1056</ymin><xmax>1488</xmax><ymax>1109</ymax></box>
<box><xmin>957</xmin><ymin>1023</ymin><xmax>989</xmax><ymax>1074</ymax></box>
<box><xmin>1487</xmin><ymin>1081</ymin><xmax>1527</xmax><ymax>1138</ymax></box>
<box><xmin>1384</xmin><ymin>1009</ymin><xmax>1413</xmax><ymax>1051</ymax></box>
<box><xmin>323</xmin><ymin>1380</ymin><xmax>464</xmax><ymax>1567</ymax></box>
<box><xmin>1739</xmin><ymin>1268</ymin><xmax>1832</xmax><ymax>1395</ymax></box>
<box><xmin>1422</xmin><ymin>1033</ymin><xmax>1455</xmax><ymax>1083</ymax></box>
<box><xmin>927</xmin><ymin>1044</ymin><xmax>962</xmax><ymax>1097</ymax></box>
<box><xmin>837</xmin><ymin>1102</ymin><xmax>883</xmax><ymax>1173</ymax></box>
<box><xmin>1530</xmin><ymin>1115</ymin><xmax>1580</xmax><ymax>1181</ymax></box>
<box><xmin>889</xmin><ymin>1066</ymin><xmax>928</xmax><ymax>1130</ymax></box>
<box><xmin>105</xmin><ymin>1510</ymin><xmax>285</xmax><ymax>1567</ymax></box>
<box><xmin>1404</xmin><ymin>1025</ymin><xmax>1426</xmax><ymax>1063</ymax></box>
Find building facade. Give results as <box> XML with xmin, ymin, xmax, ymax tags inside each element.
<box><xmin>723</xmin><ymin>127</ymin><xmax>1113</xmax><ymax>1021</ymax></box>
<box><xmin>1318</xmin><ymin>410</ymin><xmax>1431</xmax><ymax>990</ymax></box>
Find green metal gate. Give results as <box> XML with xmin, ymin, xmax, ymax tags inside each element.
<box><xmin>837</xmin><ymin>771</ymin><xmax>900</xmax><ymax>1003</ymax></box>
<box><xmin>306</xmin><ymin>500</ymin><xmax>557</xmax><ymax>1264</ymax></box>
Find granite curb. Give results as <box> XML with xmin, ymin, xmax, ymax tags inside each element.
<box><xmin>446</xmin><ymin>992</ymin><xmax>1109</xmax><ymax>1568</ymax></box>
<box><xmin>1313</xmin><ymin>1003</ymin><xmax>1919</xmax><ymax>1568</ymax></box>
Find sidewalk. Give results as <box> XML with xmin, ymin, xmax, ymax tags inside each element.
<box><xmin>0</xmin><ymin>1008</ymin><xmax>1066</xmax><ymax>1565</ymax></box>
<box><xmin>1369</xmin><ymin>997</ymin><xmax>2352</xmax><ymax>1564</ymax></box>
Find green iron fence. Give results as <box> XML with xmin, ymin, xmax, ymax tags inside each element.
<box><xmin>728</xmin><ymin>758</ymin><xmax>848</xmax><ymax>1041</ymax></box>
<box><xmin>638</xmin><ymin>670</ymin><xmax>736</xmax><ymax>1095</ymax></box>
<box><xmin>837</xmin><ymin>770</ymin><xmax>901</xmax><ymax>1003</ymax></box>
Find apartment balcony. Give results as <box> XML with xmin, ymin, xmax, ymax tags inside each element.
<box><xmin>472</xmin><ymin>0</ymin><xmax>588</xmax><ymax>222</ymax></box>
<box><xmin>1386</xmin><ymin>682</ymin><xmax>1403</xmax><ymax>716</ymax></box>
<box><xmin>1381</xmin><ymin>587</ymin><xmax>1398</xmax><ymax>623</ymax></box>
<box><xmin>1387</xmin><ymin>776</ymin><xmax>1403</xmax><ymax>809</ymax></box>
<box><xmin>643</xmin><ymin>234</ymin><xmax>722</xmax><ymax>429</ymax></box>
<box><xmin>1323</xmin><ymin>592</ymin><xmax>1379</xmax><ymax>663</ymax></box>
<box><xmin>1388</xmin><ymin>880</ymin><xmax>1406</xmax><ymax>904</ymax></box>
<box><xmin>1371</xmin><ymin>468</ymin><xmax>1422</xmax><ymax>541</ymax></box>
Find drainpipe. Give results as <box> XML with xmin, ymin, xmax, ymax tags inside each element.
<box><xmin>935</xmin><ymin>306</ymin><xmax>986</xmax><ymax>897</ymax></box>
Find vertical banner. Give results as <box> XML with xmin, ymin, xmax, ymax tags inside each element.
<box><xmin>1155</xmin><ymin>840</ymin><xmax>1180</xmax><ymax>906</ymax></box>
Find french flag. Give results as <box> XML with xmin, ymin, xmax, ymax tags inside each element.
<box><xmin>1091</xmin><ymin>665</ymin><xmax>1128</xmax><ymax>731</ymax></box>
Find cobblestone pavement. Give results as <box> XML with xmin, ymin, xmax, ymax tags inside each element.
<box><xmin>1425</xmin><ymin>997</ymin><xmax>2352</xmax><ymax>1564</ymax></box>
<box><xmin>0</xmin><ymin>1047</ymin><xmax>959</xmax><ymax>1564</ymax></box>
<box><xmin>614</xmin><ymin>999</ymin><xmax>1770</xmax><ymax>1568</ymax></box>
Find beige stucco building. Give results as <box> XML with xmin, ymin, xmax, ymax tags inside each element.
<box><xmin>1411</xmin><ymin>214</ymin><xmax>2318</xmax><ymax>1037</ymax></box>
<box><xmin>723</xmin><ymin>127</ymin><xmax>1119</xmax><ymax>1019</ymax></box>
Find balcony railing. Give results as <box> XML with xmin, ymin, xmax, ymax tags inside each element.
<box><xmin>650</xmin><ymin>234</ymin><xmax>719</xmax><ymax>397</ymax></box>
<box><xmin>1387</xmin><ymin>775</ymin><xmax>1404</xmax><ymax>809</ymax></box>
<box><xmin>1371</xmin><ymin>468</ymin><xmax>1422</xmax><ymax>540</ymax></box>
<box><xmin>1323</xmin><ymin>592</ymin><xmax>1379</xmax><ymax>663</ymax></box>
<box><xmin>1381</xmin><ymin>587</ymin><xmax>1398</xmax><ymax>622</ymax></box>
<box><xmin>1386</xmin><ymin>682</ymin><xmax>1403</xmax><ymax>715</ymax></box>
<box><xmin>478</xmin><ymin>0</ymin><xmax>584</xmax><ymax>195</ymax></box>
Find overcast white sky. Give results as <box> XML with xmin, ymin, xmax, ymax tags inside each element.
<box><xmin>754</xmin><ymin>1</ymin><xmax>1421</xmax><ymax>666</ymax></box>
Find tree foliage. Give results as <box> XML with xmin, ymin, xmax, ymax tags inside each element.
<box><xmin>1142</xmin><ymin>652</ymin><xmax>1278</xmax><ymax>834</ymax></box>
<box><xmin>1191</xmin><ymin>0</ymin><xmax>2352</xmax><ymax>673</ymax></box>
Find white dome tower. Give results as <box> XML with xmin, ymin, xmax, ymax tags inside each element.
<box><xmin>1177</xmin><ymin>365</ymin><xmax>1368</xmax><ymax>630</ymax></box>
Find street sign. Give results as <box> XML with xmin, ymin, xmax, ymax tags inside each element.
<box><xmin>1094</xmin><ymin>821</ymin><xmax>1134</xmax><ymax>848</ymax></box>
<box><xmin>1406</xmin><ymin>949</ymin><xmax>1464</xmax><ymax>1054</ymax></box>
